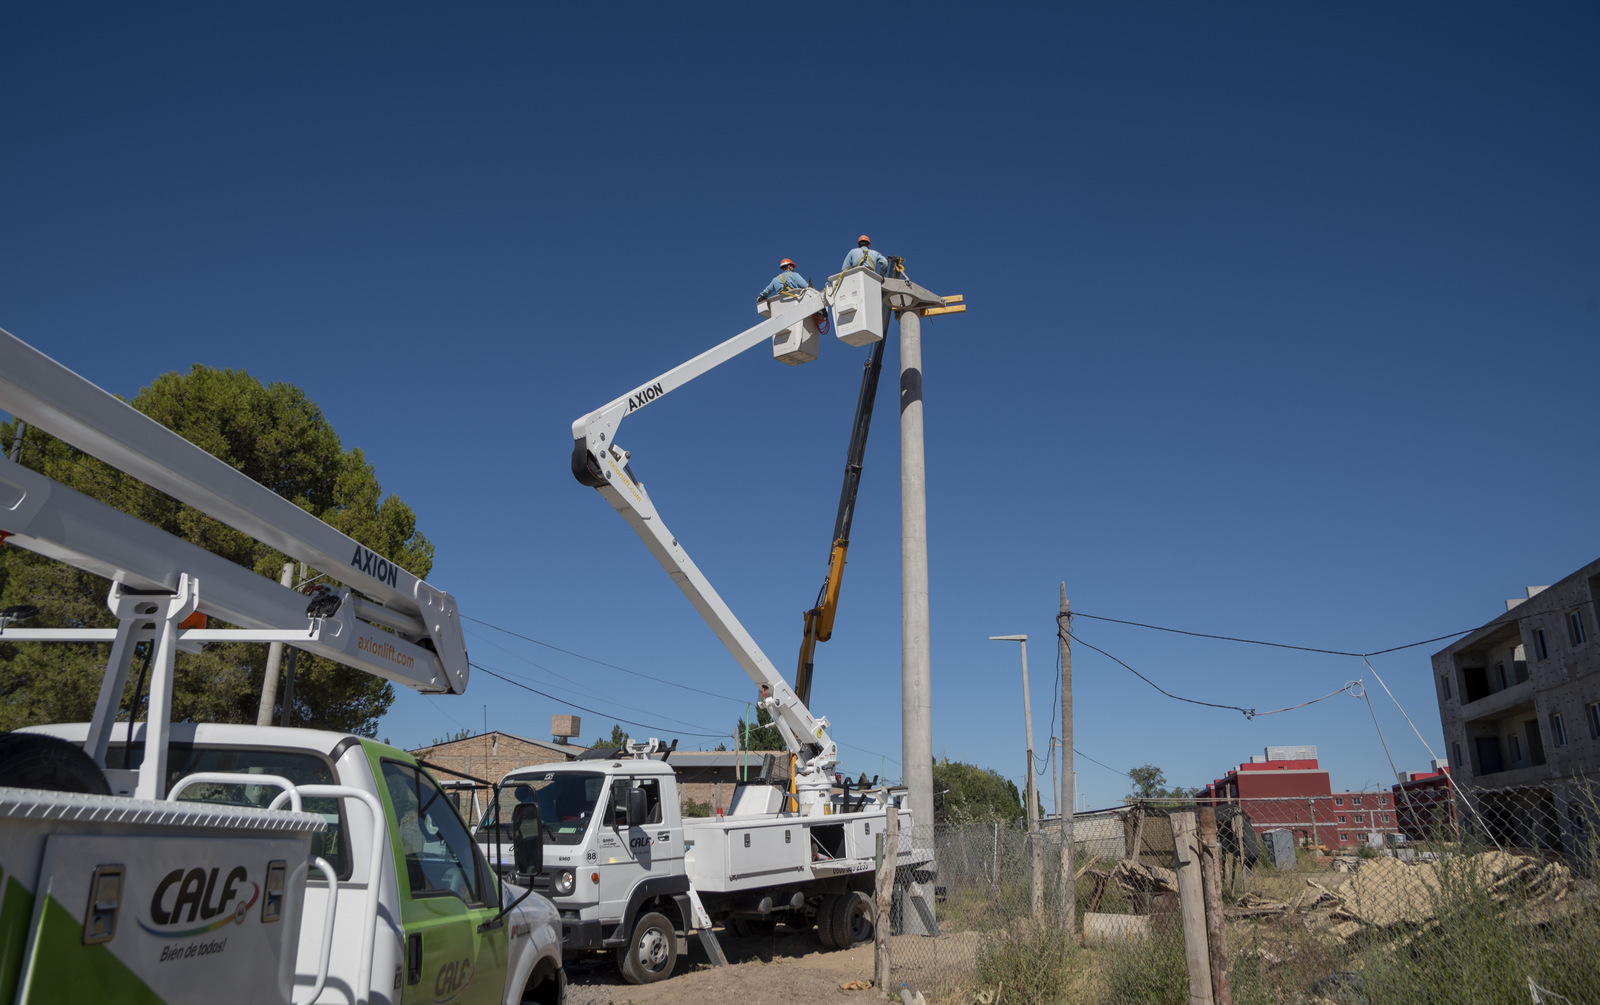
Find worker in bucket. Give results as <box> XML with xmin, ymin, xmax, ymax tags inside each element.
<box><xmin>759</xmin><ymin>258</ymin><xmax>809</xmax><ymax>299</ymax></box>
<box><xmin>842</xmin><ymin>234</ymin><xmax>888</xmax><ymax>275</ymax></box>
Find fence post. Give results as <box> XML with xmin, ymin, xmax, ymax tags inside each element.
<box><xmin>1030</xmin><ymin>825</ymin><xmax>1044</xmax><ymax>922</ymax></box>
<box><xmin>1198</xmin><ymin>806</ymin><xmax>1232</xmax><ymax>1005</ymax></box>
<box><xmin>1171</xmin><ymin>811</ymin><xmax>1215</xmax><ymax>1005</ymax></box>
<box><xmin>875</xmin><ymin>802</ymin><xmax>897</xmax><ymax>991</ymax></box>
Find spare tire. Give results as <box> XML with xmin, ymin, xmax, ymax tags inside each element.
<box><xmin>0</xmin><ymin>733</ymin><xmax>112</xmax><ymax>796</ymax></box>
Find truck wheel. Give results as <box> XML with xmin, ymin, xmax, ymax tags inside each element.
<box><xmin>815</xmin><ymin>894</ymin><xmax>842</xmax><ymax>949</ymax></box>
<box><xmin>0</xmin><ymin>733</ymin><xmax>110</xmax><ymax>795</ymax></box>
<box><xmin>830</xmin><ymin>891</ymin><xmax>873</xmax><ymax>948</ymax></box>
<box><xmin>617</xmin><ymin>911</ymin><xmax>676</xmax><ymax>985</ymax></box>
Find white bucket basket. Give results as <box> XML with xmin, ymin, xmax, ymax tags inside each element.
<box><xmin>829</xmin><ymin>267</ymin><xmax>885</xmax><ymax>347</ymax></box>
<box><xmin>758</xmin><ymin>295</ymin><xmax>821</xmax><ymax>365</ymax></box>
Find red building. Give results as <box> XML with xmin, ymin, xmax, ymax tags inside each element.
<box><xmin>1391</xmin><ymin>761</ymin><xmax>1456</xmax><ymax>841</ymax></box>
<box><xmin>1201</xmin><ymin>746</ymin><xmax>1404</xmax><ymax>850</ymax></box>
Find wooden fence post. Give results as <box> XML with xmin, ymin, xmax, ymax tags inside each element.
<box><xmin>1198</xmin><ymin>807</ymin><xmax>1233</xmax><ymax>1005</ymax></box>
<box><xmin>1171</xmin><ymin>811</ymin><xmax>1215</xmax><ymax>1005</ymax></box>
<box><xmin>875</xmin><ymin>802</ymin><xmax>898</xmax><ymax>991</ymax></box>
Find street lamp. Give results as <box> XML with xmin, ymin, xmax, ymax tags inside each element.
<box><xmin>989</xmin><ymin>635</ymin><xmax>1038</xmax><ymax>832</ymax></box>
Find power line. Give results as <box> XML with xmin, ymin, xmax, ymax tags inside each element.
<box><xmin>462</xmin><ymin>615</ymin><xmax>745</xmax><ymax>705</ymax></box>
<box><xmin>1066</xmin><ymin>611</ymin><xmax>1475</xmax><ymax>658</ymax></box>
<box><xmin>471</xmin><ymin>662</ymin><xmax>728</xmax><ymax>739</ymax></box>
<box><xmin>1074</xmin><ymin>748</ymin><xmax>1130</xmax><ymax>779</ymax></box>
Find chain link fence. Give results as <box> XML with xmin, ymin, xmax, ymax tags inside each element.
<box><xmin>874</xmin><ymin>777</ymin><xmax>1600</xmax><ymax>1003</ymax></box>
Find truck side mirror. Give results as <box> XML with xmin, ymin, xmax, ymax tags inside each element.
<box><xmin>510</xmin><ymin>802</ymin><xmax>543</xmax><ymax>877</ymax></box>
<box><xmin>626</xmin><ymin>787</ymin><xmax>648</xmax><ymax>828</ymax></box>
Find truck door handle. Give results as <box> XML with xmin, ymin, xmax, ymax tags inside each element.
<box><xmin>406</xmin><ymin>933</ymin><xmax>422</xmax><ymax>985</ymax></box>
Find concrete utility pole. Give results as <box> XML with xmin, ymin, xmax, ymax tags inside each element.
<box><xmin>1059</xmin><ymin>583</ymin><xmax>1075</xmax><ymax>929</ymax></box>
<box><xmin>7</xmin><ymin>420</ymin><xmax>25</xmax><ymax>461</ymax></box>
<box><xmin>885</xmin><ymin>261</ymin><xmax>963</xmax><ymax>934</ymax></box>
<box><xmin>256</xmin><ymin>561</ymin><xmax>296</xmax><ymax>726</ymax></box>
<box><xmin>899</xmin><ymin>305</ymin><xmax>936</xmax><ymax>930</ymax></box>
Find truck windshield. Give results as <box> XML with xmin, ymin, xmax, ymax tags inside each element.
<box><xmin>494</xmin><ymin>770</ymin><xmax>607</xmax><ymax>846</ymax></box>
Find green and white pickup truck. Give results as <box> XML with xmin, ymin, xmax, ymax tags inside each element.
<box><xmin>6</xmin><ymin>723</ymin><xmax>565</xmax><ymax>1005</ymax></box>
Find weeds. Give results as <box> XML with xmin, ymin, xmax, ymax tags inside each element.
<box><xmin>973</xmin><ymin>917</ymin><xmax>1083</xmax><ymax>1005</ymax></box>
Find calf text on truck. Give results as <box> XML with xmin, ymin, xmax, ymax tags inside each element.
<box><xmin>539</xmin><ymin>265</ymin><xmax>948</xmax><ymax>983</ymax></box>
<box><xmin>0</xmin><ymin>329</ymin><xmax>565</xmax><ymax>1005</ymax></box>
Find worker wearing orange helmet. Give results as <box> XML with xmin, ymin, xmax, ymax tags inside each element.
<box><xmin>759</xmin><ymin>258</ymin><xmax>809</xmax><ymax>299</ymax></box>
<box><xmin>842</xmin><ymin>234</ymin><xmax>888</xmax><ymax>275</ymax></box>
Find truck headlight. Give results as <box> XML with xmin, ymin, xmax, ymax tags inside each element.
<box><xmin>554</xmin><ymin>869</ymin><xmax>575</xmax><ymax>895</ymax></box>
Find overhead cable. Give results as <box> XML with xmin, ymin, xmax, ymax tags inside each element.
<box><xmin>471</xmin><ymin>662</ymin><xmax>728</xmax><ymax>739</ymax></box>
<box><xmin>1066</xmin><ymin>611</ymin><xmax>1475</xmax><ymax>658</ymax></box>
<box><xmin>462</xmin><ymin>615</ymin><xmax>745</xmax><ymax>705</ymax></box>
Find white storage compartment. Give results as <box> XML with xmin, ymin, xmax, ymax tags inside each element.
<box><xmin>829</xmin><ymin>266</ymin><xmax>885</xmax><ymax>347</ymax></box>
<box><xmin>758</xmin><ymin>295</ymin><xmax>820</xmax><ymax>365</ymax></box>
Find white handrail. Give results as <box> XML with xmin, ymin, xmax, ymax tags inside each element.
<box><xmin>294</xmin><ymin>857</ymin><xmax>338</xmax><ymax>1005</ymax></box>
<box><xmin>168</xmin><ymin>772</ymin><xmax>303</xmax><ymax>813</ymax></box>
<box><xmin>272</xmin><ymin>785</ymin><xmax>386</xmax><ymax>1005</ymax></box>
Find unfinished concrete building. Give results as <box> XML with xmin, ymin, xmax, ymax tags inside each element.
<box><xmin>1432</xmin><ymin>556</ymin><xmax>1600</xmax><ymax>852</ymax></box>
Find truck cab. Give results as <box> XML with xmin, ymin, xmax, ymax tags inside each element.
<box><xmin>497</xmin><ymin>755</ymin><xmax>688</xmax><ymax>984</ymax></box>
<box><xmin>23</xmin><ymin>722</ymin><xmax>567</xmax><ymax>1005</ymax></box>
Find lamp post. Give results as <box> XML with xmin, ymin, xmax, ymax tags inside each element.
<box><xmin>991</xmin><ymin>634</ymin><xmax>1043</xmax><ymax>920</ymax></box>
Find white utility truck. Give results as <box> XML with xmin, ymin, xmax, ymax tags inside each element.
<box><xmin>0</xmin><ymin>329</ymin><xmax>564</xmax><ymax>1004</ymax></box>
<box><xmin>533</xmin><ymin>275</ymin><xmax>944</xmax><ymax>983</ymax></box>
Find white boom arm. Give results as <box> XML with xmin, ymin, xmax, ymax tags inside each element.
<box><xmin>0</xmin><ymin>328</ymin><xmax>468</xmax><ymax>692</ymax></box>
<box><xmin>571</xmin><ymin>290</ymin><xmax>840</xmax><ymax>812</ymax></box>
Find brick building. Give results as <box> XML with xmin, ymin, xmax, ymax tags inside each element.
<box><xmin>1431</xmin><ymin>556</ymin><xmax>1600</xmax><ymax>852</ymax></box>
<box><xmin>1392</xmin><ymin>762</ymin><xmax>1456</xmax><ymax>841</ymax></box>
<box><xmin>408</xmin><ymin>734</ymin><xmax>787</xmax><ymax>819</ymax></box>
<box><xmin>1201</xmin><ymin>746</ymin><xmax>1403</xmax><ymax>849</ymax></box>
<box><xmin>410</xmin><ymin>731</ymin><xmax>580</xmax><ymax>818</ymax></box>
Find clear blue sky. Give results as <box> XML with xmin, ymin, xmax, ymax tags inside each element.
<box><xmin>4</xmin><ymin>4</ymin><xmax>1597</xmax><ymax>809</ymax></box>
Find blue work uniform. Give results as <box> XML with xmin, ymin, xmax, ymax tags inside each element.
<box><xmin>843</xmin><ymin>246</ymin><xmax>889</xmax><ymax>275</ymax></box>
<box><xmin>760</xmin><ymin>270</ymin><xmax>808</xmax><ymax>299</ymax></box>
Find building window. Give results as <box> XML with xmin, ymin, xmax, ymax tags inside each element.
<box><xmin>1338</xmin><ymin>815</ymin><xmax>1346</xmax><ymax>824</ymax></box>
<box><xmin>1378</xmin><ymin>796</ymin><xmax>1387</xmax><ymax>806</ymax></box>
<box><xmin>1551</xmin><ymin>712</ymin><xmax>1568</xmax><ymax>747</ymax></box>
<box><xmin>1510</xmin><ymin>735</ymin><xmax>1523</xmax><ymax>762</ymax></box>
<box><xmin>1569</xmin><ymin>611</ymin><xmax>1588</xmax><ymax>647</ymax></box>
<box><xmin>1494</xmin><ymin>663</ymin><xmax>1508</xmax><ymax>690</ymax></box>
<box><xmin>1335</xmin><ymin>797</ymin><xmax>1344</xmax><ymax>806</ymax></box>
<box><xmin>1353</xmin><ymin>796</ymin><xmax>1363</xmax><ymax>807</ymax></box>
<box><xmin>1441</xmin><ymin>675</ymin><xmax>1452</xmax><ymax>701</ymax></box>
<box><xmin>1355</xmin><ymin>815</ymin><xmax>1365</xmax><ymax>824</ymax></box>
<box><xmin>1340</xmin><ymin>833</ymin><xmax>1350</xmax><ymax>842</ymax></box>
<box><xmin>1452</xmin><ymin>741</ymin><xmax>1462</xmax><ymax>767</ymax></box>
<box><xmin>1382</xmin><ymin>814</ymin><xmax>1391</xmax><ymax>823</ymax></box>
<box><xmin>1536</xmin><ymin>629</ymin><xmax>1550</xmax><ymax>661</ymax></box>
<box><xmin>1588</xmin><ymin>702</ymin><xmax>1600</xmax><ymax>740</ymax></box>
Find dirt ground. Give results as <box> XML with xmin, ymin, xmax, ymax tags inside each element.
<box><xmin>565</xmin><ymin>928</ymin><xmax>977</xmax><ymax>1005</ymax></box>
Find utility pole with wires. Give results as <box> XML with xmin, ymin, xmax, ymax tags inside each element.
<box><xmin>1059</xmin><ymin>583</ymin><xmax>1076</xmax><ymax>930</ymax></box>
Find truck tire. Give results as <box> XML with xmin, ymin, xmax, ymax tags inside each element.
<box><xmin>617</xmin><ymin>911</ymin><xmax>676</xmax><ymax>985</ymax></box>
<box><xmin>815</xmin><ymin>893</ymin><xmax>842</xmax><ymax>949</ymax></box>
<box><xmin>0</xmin><ymin>733</ymin><xmax>110</xmax><ymax>795</ymax></box>
<box><xmin>829</xmin><ymin>891</ymin><xmax>873</xmax><ymax>949</ymax></box>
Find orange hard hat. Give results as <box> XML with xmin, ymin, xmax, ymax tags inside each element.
<box><xmin>857</xmin><ymin>234</ymin><xmax>871</xmax><ymax>246</ymax></box>
<box><xmin>779</xmin><ymin>258</ymin><xmax>796</xmax><ymax>269</ymax></box>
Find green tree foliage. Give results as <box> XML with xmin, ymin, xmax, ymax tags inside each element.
<box><xmin>0</xmin><ymin>365</ymin><xmax>433</xmax><ymax>736</ymax></box>
<box><xmin>734</xmin><ymin>703</ymin><xmax>783</xmax><ymax>751</ymax></box>
<box><xmin>1125</xmin><ymin>763</ymin><xmax>1196</xmax><ymax>801</ymax></box>
<box><xmin>586</xmin><ymin>723</ymin><xmax>629</xmax><ymax>751</ymax></box>
<box><xmin>933</xmin><ymin>758</ymin><xmax>1026</xmax><ymax>824</ymax></box>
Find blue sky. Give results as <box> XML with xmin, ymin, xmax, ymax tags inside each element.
<box><xmin>3</xmin><ymin>3</ymin><xmax>1597</xmax><ymax>809</ymax></box>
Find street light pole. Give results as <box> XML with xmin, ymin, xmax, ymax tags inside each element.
<box><xmin>991</xmin><ymin>634</ymin><xmax>1042</xmax><ymax>920</ymax></box>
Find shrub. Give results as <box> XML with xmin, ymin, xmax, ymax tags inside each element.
<box><xmin>974</xmin><ymin>918</ymin><xmax>1081</xmax><ymax>1004</ymax></box>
